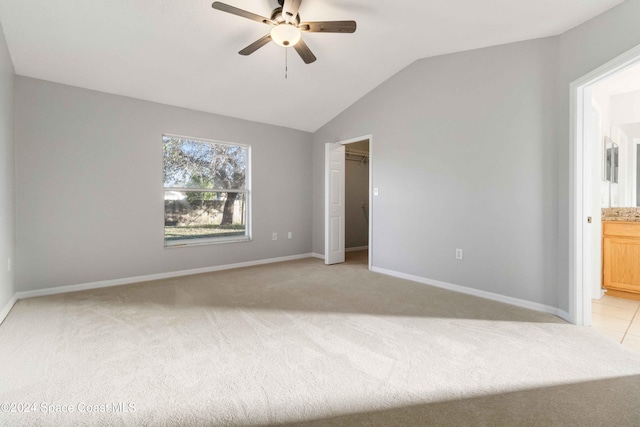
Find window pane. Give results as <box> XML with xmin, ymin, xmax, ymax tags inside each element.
<box><xmin>163</xmin><ymin>136</ymin><xmax>247</xmax><ymax>190</ymax></box>
<box><xmin>164</xmin><ymin>191</ymin><xmax>246</xmax><ymax>242</ymax></box>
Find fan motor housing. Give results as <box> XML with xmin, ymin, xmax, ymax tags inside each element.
<box><xmin>271</xmin><ymin>7</ymin><xmax>300</xmax><ymax>26</ymax></box>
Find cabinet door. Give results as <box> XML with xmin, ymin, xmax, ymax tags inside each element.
<box><xmin>603</xmin><ymin>236</ymin><xmax>640</xmax><ymax>293</ymax></box>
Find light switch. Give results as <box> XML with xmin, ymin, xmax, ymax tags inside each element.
<box><xmin>373</xmin><ymin>188</ymin><xmax>379</xmax><ymax>196</ymax></box>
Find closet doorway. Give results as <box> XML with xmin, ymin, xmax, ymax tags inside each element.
<box><xmin>344</xmin><ymin>139</ymin><xmax>370</xmax><ymax>266</ymax></box>
<box><xmin>324</xmin><ymin>135</ymin><xmax>373</xmax><ymax>270</ymax></box>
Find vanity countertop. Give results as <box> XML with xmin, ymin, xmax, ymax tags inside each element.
<box><xmin>602</xmin><ymin>207</ymin><xmax>640</xmax><ymax>222</ymax></box>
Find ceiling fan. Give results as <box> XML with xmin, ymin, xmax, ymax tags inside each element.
<box><xmin>211</xmin><ymin>0</ymin><xmax>357</xmax><ymax>64</ymax></box>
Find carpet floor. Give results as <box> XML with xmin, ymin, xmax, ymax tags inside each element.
<box><xmin>1</xmin><ymin>253</ymin><xmax>640</xmax><ymax>426</ymax></box>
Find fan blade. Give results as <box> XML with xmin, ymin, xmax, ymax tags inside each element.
<box><xmin>239</xmin><ymin>34</ymin><xmax>272</xmax><ymax>55</ymax></box>
<box><xmin>293</xmin><ymin>38</ymin><xmax>316</xmax><ymax>64</ymax></box>
<box><xmin>212</xmin><ymin>2</ymin><xmax>274</xmax><ymax>25</ymax></box>
<box><xmin>300</xmin><ymin>21</ymin><xmax>357</xmax><ymax>33</ymax></box>
<box><xmin>282</xmin><ymin>0</ymin><xmax>302</xmax><ymax>23</ymax></box>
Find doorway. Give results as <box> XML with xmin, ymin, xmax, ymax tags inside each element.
<box><xmin>324</xmin><ymin>135</ymin><xmax>373</xmax><ymax>270</ymax></box>
<box><xmin>586</xmin><ymin>68</ymin><xmax>640</xmax><ymax>350</ymax></box>
<box><xmin>571</xmin><ymin>44</ymin><xmax>640</xmax><ymax>327</ymax></box>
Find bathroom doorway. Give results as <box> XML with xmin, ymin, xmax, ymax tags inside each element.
<box><xmin>571</xmin><ymin>43</ymin><xmax>640</xmax><ymax>337</ymax></box>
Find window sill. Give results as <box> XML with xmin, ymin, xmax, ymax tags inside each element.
<box><xmin>164</xmin><ymin>235</ymin><xmax>251</xmax><ymax>248</ymax></box>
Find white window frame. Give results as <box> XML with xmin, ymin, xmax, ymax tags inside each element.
<box><xmin>163</xmin><ymin>134</ymin><xmax>252</xmax><ymax>248</ymax></box>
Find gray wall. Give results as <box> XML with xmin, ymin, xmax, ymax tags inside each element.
<box><xmin>345</xmin><ymin>157</ymin><xmax>369</xmax><ymax>248</ymax></box>
<box><xmin>10</xmin><ymin>0</ymin><xmax>640</xmax><ymax>310</ymax></box>
<box><xmin>313</xmin><ymin>37</ymin><xmax>559</xmax><ymax>307</ymax></box>
<box><xmin>15</xmin><ymin>77</ymin><xmax>313</xmax><ymax>291</ymax></box>
<box><xmin>313</xmin><ymin>0</ymin><xmax>640</xmax><ymax>312</ymax></box>
<box><xmin>0</xmin><ymin>23</ymin><xmax>15</xmax><ymax>312</ymax></box>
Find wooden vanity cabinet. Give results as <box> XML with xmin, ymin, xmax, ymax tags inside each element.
<box><xmin>603</xmin><ymin>221</ymin><xmax>640</xmax><ymax>299</ymax></box>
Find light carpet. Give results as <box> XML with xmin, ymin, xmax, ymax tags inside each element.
<box><xmin>1</xmin><ymin>252</ymin><xmax>640</xmax><ymax>426</ymax></box>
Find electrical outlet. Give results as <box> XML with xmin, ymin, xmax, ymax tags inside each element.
<box><xmin>272</xmin><ymin>233</ymin><xmax>278</xmax><ymax>241</ymax></box>
<box><xmin>288</xmin><ymin>232</ymin><xmax>293</xmax><ymax>239</ymax></box>
<box><xmin>455</xmin><ymin>249</ymin><xmax>463</xmax><ymax>260</ymax></box>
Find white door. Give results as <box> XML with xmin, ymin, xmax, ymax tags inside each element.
<box><xmin>325</xmin><ymin>143</ymin><xmax>345</xmax><ymax>264</ymax></box>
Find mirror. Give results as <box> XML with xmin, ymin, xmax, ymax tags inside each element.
<box><xmin>604</xmin><ymin>137</ymin><xmax>619</xmax><ymax>184</ymax></box>
<box><xmin>607</xmin><ymin>124</ymin><xmax>640</xmax><ymax>207</ymax></box>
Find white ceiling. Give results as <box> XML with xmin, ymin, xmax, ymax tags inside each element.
<box><xmin>0</xmin><ymin>0</ymin><xmax>625</xmax><ymax>132</ymax></box>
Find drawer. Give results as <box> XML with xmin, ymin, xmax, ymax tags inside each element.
<box><xmin>603</xmin><ymin>221</ymin><xmax>640</xmax><ymax>238</ymax></box>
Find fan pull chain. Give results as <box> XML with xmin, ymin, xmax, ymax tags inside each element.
<box><xmin>285</xmin><ymin>47</ymin><xmax>288</xmax><ymax>80</ymax></box>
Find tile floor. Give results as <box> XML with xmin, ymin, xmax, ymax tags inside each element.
<box><xmin>592</xmin><ymin>295</ymin><xmax>640</xmax><ymax>352</ymax></box>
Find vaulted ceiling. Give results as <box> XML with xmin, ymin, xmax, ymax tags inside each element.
<box><xmin>0</xmin><ymin>0</ymin><xmax>625</xmax><ymax>132</ymax></box>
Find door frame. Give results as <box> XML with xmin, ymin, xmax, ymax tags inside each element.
<box><xmin>324</xmin><ymin>134</ymin><xmax>373</xmax><ymax>270</ymax></box>
<box><xmin>569</xmin><ymin>44</ymin><xmax>640</xmax><ymax>325</ymax></box>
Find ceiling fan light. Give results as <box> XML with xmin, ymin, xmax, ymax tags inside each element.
<box><xmin>270</xmin><ymin>24</ymin><xmax>301</xmax><ymax>47</ymax></box>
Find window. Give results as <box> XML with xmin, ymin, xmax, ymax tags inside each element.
<box><xmin>163</xmin><ymin>135</ymin><xmax>250</xmax><ymax>246</ymax></box>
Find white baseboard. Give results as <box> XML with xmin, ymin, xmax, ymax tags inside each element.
<box><xmin>555</xmin><ymin>308</ymin><xmax>571</xmax><ymax>323</ymax></box>
<box><xmin>4</xmin><ymin>254</ymin><xmax>571</xmax><ymax>325</ymax></box>
<box><xmin>310</xmin><ymin>249</ymin><xmax>366</xmax><ymax>258</ymax></box>
<box><xmin>372</xmin><ymin>267</ymin><xmax>571</xmax><ymax>322</ymax></box>
<box><xmin>0</xmin><ymin>295</ymin><xmax>18</xmax><ymax>326</ymax></box>
<box><xmin>15</xmin><ymin>253</ymin><xmax>316</xmax><ymax>300</ymax></box>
